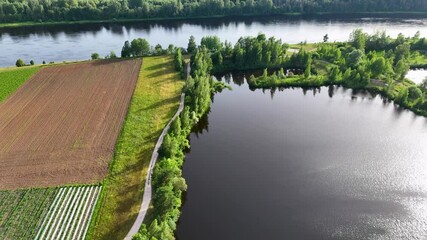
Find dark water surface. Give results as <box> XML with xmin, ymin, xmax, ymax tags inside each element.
<box><xmin>2</xmin><ymin>14</ymin><xmax>427</xmax><ymax>67</ymax></box>
<box><xmin>177</xmin><ymin>74</ymin><xmax>427</xmax><ymax>240</ymax></box>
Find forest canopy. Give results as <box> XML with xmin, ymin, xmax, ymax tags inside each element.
<box><xmin>1</xmin><ymin>0</ymin><xmax>427</xmax><ymax>24</ymax></box>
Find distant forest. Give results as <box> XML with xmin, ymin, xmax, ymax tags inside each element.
<box><xmin>1</xmin><ymin>0</ymin><xmax>427</xmax><ymax>23</ymax></box>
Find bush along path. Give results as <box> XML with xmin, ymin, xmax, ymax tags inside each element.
<box><xmin>125</xmin><ymin>93</ymin><xmax>185</xmax><ymax>240</ymax></box>
<box><xmin>131</xmin><ymin>48</ymin><xmax>229</xmax><ymax>240</ymax></box>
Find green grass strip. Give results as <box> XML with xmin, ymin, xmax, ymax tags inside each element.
<box><xmin>0</xmin><ymin>66</ymin><xmax>41</xmax><ymax>102</ymax></box>
<box><xmin>87</xmin><ymin>56</ymin><xmax>184</xmax><ymax>240</ymax></box>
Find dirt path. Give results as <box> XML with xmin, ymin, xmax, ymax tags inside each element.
<box><xmin>124</xmin><ymin>93</ymin><xmax>185</xmax><ymax>240</ymax></box>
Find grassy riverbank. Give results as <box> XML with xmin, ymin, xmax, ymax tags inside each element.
<box><xmin>87</xmin><ymin>56</ymin><xmax>183</xmax><ymax>240</ymax></box>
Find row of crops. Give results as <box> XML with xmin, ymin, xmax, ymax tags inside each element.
<box><xmin>35</xmin><ymin>185</ymin><xmax>102</xmax><ymax>240</ymax></box>
<box><xmin>0</xmin><ymin>185</ymin><xmax>101</xmax><ymax>240</ymax></box>
<box><xmin>0</xmin><ymin>188</ymin><xmax>58</xmax><ymax>239</ymax></box>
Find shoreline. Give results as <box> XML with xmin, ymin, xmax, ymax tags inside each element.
<box><xmin>2</xmin><ymin>12</ymin><xmax>427</xmax><ymax>29</ymax></box>
<box><xmin>247</xmin><ymin>74</ymin><xmax>427</xmax><ymax>117</ymax></box>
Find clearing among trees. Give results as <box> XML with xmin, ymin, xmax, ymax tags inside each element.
<box><xmin>0</xmin><ymin>59</ymin><xmax>142</xmax><ymax>190</ymax></box>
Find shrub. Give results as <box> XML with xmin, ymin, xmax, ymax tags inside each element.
<box><xmin>16</xmin><ymin>59</ymin><xmax>25</xmax><ymax>67</ymax></box>
<box><xmin>408</xmin><ymin>85</ymin><xmax>422</xmax><ymax>100</ymax></box>
<box><xmin>91</xmin><ymin>53</ymin><xmax>100</xmax><ymax>60</ymax></box>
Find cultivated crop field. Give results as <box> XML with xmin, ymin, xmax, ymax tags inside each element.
<box><xmin>0</xmin><ymin>188</ymin><xmax>58</xmax><ymax>239</ymax></box>
<box><xmin>35</xmin><ymin>186</ymin><xmax>102</xmax><ymax>240</ymax></box>
<box><xmin>0</xmin><ymin>186</ymin><xmax>101</xmax><ymax>239</ymax></box>
<box><xmin>0</xmin><ymin>59</ymin><xmax>142</xmax><ymax>190</ymax></box>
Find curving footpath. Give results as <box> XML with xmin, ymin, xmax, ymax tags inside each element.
<box><xmin>125</xmin><ymin>93</ymin><xmax>185</xmax><ymax>240</ymax></box>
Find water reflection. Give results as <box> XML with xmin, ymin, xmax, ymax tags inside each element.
<box><xmin>216</xmin><ymin>71</ymin><xmax>382</xmax><ymax>101</ymax></box>
<box><xmin>178</xmin><ymin>72</ymin><xmax>427</xmax><ymax>240</ymax></box>
<box><xmin>3</xmin><ymin>14</ymin><xmax>427</xmax><ymax>66</ymax></box>
<box><xmin>192</xmin><ymin>109</ymin><xmax>210</xmax><ymax>138</ymax></box>
<box><xmin>328</xmin><ymin>85</ymin><xmax>335</xmax><ymax>98</ymax></box>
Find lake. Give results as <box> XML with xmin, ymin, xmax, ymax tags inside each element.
<box><xmin>177</xmin><ymin>73</ymin><xmax>427</xmax><ymax>240</ymax></box>
<box><xmin>2</xmin><ymin>14</ymin><xmax>427</xmax><ymax>67</ymax></box>
<box><xmin>407</xmin><ymin>69</ymin><xmax>427</xmax><ymax>84</ymax></box>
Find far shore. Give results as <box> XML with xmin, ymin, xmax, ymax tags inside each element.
<box><xmin>2</xmin><ymin>11</ymin><xmax>427</xmax><ymax>29</ymax></box>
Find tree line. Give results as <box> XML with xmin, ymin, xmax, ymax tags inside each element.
<box><xmin>79</xmin><ymin>30</ymin><xmax>427</xmax><ymax>117</ymax></box>
<box><xmin>243</xmin><ymin>30</ymin><xmax>427</xmax><ymax>116</ymax></box>
<box><xmin>1</xmin><ymin>0</ymin><xmax>427</xmax><ymax>24</ymax></box>
<box><xmin>132</xmin><ymin>46</ymin><xmax>228</xmax><ymax>240</ymax></box>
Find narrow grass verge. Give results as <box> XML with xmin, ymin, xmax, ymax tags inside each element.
<box><xmin>0</xmin><ymin>66</ymin><xmax>41</xmax><ymax>102</ymax></box>
<box><xmin>87</xmin><ymin>56</ymin><xmax>184</xmax><ymax>240</ymax></box>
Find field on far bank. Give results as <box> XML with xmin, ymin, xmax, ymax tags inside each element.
<box><xmin>0</xmin><ymin>59</ymin><xmax>141</xmax><ymax>190</ymax></box>
<box><xmin>88</xmin><ymin>56</ymin><xmax>184</xmax><ymax>240</ymax></box>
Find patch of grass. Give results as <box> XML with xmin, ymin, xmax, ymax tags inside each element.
<box><xmin>0</xmin><ymin>66</ymin><xmax>41</xmax><ymax>102</ymax></box>
<box><xmin>390</xmin><ymin>79</ymin><xmax>414</xmax><ymax>96</ymax></box>
<box><xmin>409</xmin><ymin>51</ymin><xmax>427</xmax><ymax>67</ymax></box>
<box><xmin>289</xmin><ymin>43</ymin><xmax>318</xmax><ymax>51</ymax></box>
<box><xmin>312</xmin><ymin>60</ymin><xmax>335</xmax><ymax>75</ymax></box>
<box><xmin>87</xmin><ymin>56</ymin><xmax>184</xmax><ymax>240</ymax></box>
<box><xmin>248</xmin><ymin>73</ymin><xmax>328</xmax><ymax>89</ymax></box>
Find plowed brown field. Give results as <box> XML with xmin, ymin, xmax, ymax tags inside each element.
<box><xmin>0</xmin><ymin>59</ymin><xmax>142</xmax><ymax>190</ymax></box>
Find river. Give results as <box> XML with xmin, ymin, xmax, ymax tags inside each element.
<box><xmin>2</xmin><ymin>15</ymin><xmax>427</xmax><ymax>239</ymax></box>
<box><xmin>177</xmin><ymin>73</ymin><xmax>427</xmax><ymax>240</ymax></box>
<box><xmin>1</xmin><ymin>14</ymin><xmax>427</xmax><ymax>68</ymax></box>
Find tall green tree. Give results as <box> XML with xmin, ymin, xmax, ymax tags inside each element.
<box><xmin>346</xmin><ymin>50</ymin><xmax>364</xmax><ymax>69</ymax></box>
<box><xmin>187</xmin><ymin>35</ymin><xmax>197</xmax><ymax>54</ymax></box>
<box><xmin>394</xmin><ymin>43</ymin><xmax>410</xmax><ymax>64</ymax></box>
<box><xmin>174</xmin><ymin>48</ymin><xmax>183</xmax><ymax>72</ymax></box>
<box><xmin>396</xmin><ymin>87</ymin><xmax>409</xmax><ymax>106</ymax></box>
<box><xmin>408</xmin><ymin>86</ymin><xmax>422</xmax><ymax>100</ymax></box>
<box><xmin>370</xmin><ymin>57</ymin><xmax>387</xmax><ymax>78</ymax></box>
<box><xmin>420</xmin><ymin>78</ymin><xmax>427</xmax><ymax>91</ymax></box>
<box><xmin>394</xmin><ymin>59</ymin><xmax>409</xmax><ymax>80</ymax></box>
<box><xmin>329</xmin><ymin>66</ymin><xmax>342</xmax><ymax>83</ymax></box>
<box><xmin>304</xmin><ymin>57</ymin><xmax>312</xmax><ymax>78</ymax></box>
<box><xmin>130</xmin><ymin>38</ymin><xmax>151</xmax><ymax>56</ymax></box>
<box><xmin>200</xmin><ymin>36</ymin><xmax>222</xmax><ymax>52</ymax></box>
<box><xmin>323</xmin><ymin>34</ymin><xmax>329</xmax><ymax>43</ymax></box>
<box><xmin>121</xmin><ymin>40</ymin><xmax>131</xmax><ymax>57</ymax></box>
<box><xmin>91</xmin><ymin>52</ymin><xmax>100</xmax><ymax>60</ymax></box>
<box><xmin>350</xmin><ymin>29</ymin><xmax>366</xmax><ymax>50</ymax></box>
